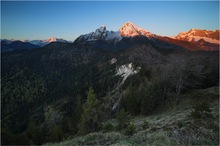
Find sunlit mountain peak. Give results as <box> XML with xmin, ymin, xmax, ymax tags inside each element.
<box><xmin>119</xmin><ymin>21</ymin><xmax>151</xmax><ymax>37</ymax></box>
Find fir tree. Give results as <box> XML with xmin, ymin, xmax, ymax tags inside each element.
<box><xmin>78</xmin><ymin>87</ymin><xmax>102</xmax><ymax>134</ymax></box>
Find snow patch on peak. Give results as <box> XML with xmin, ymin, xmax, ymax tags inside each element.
<box><xmin>101</xmin><ymin>25</ymin><xmax>106</xmax><ymax>30</ymax></box>
<box><xmin>95</xmin><ymin>25</ymin><xmax>107</xmax><ymax>34</ymax></box>
<box><xmin>47</xmin><ymin>37</ymin><xmax>57</xmax><ymax>42</ymax></box>
<box><xmin>46</xmin><ymin>37</ymin><xmax>68</xmax><ymax>43</ymax></box>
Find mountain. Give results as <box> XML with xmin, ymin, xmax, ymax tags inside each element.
<box><xmin>167</xmin><ymin>29</ymin><xmax>219</xmax><ymax>51</ymax></box>
<box><xmin>1</xmin><ymin>39</ymin><xmax>13</xmax><ymax>45</ymax></box>
<box><xmin>74</xmin><ymin>22</ymin><xmax>153</xmax><ymax>43</ymax></box>
<box><xmin>74</xmin><ymin>22</ymin><xmax>186</xmax><ymax>53</ymax></box>
<box><xmin>119</xmin><ymin>22</ymin><xmax>152</xmax><ymax>37</ymax></box>
<box><xmin>174</xmin><ymin>29</ymin><xmax>219</xmax><ymax>44</ymax></box>
<box><xmin>1</xmin><ymin>40</ymin><xmax>39</xmax><ymax>52</ymax></box>
<box><xmin>1</xmin><ymin>38</ymin><xmax>70</xmax><ymax>52</ymax></box>
<box><xmin>74</xmin><ymin>22</ymin><xmax>219</xmax><ymax>51</ymax></box>
<box><xmin>74</xmin><ymin>25</ymin><xmax>122</xmax><ymax>44</ymax></box>
<box><xmin>28</xmin><ymin>37</ymin><xmax>69</xmax><ymax>47</ymax></box>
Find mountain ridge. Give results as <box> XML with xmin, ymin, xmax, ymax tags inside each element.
<box><xmin>1</xmin><ymin>40</ymin><xmax>40</xmax><ymax>52</ymax></box>
<box><xmin>73</xmin><ymin>21</ymin><xmax>219</xmax><ymax>51</ymax></box>
<box><xmin>74</xmin><ymin>22</ymin><xmax>154</xmax><ymax>44</ymax></box>
<box><xmin>28</xmin><ymin>37</ymin><xmax>70</xmax><ymax>47</ymax></box>
<box><xmin>173</xmin><ymin>29</ymin><xmax>219</xmax><ymax>44</ymax></box>
<box><xmin>1</xmin><ymin>22</ymin><xmax>219</xmax><ymax>52</ymax></box>
<box><xmin>1</xmin><ymin>37</ymin><xmax>70</xmax><ymax>52</ymax></box>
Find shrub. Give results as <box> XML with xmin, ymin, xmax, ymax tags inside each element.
<box><xmin>102</xmin><ymin>123</ymin><xmax>114</xmax><ymax>132</ymax></box>
<box><xmin>125</xmin><ymin>123</ymin><xmax>136</xmax><ymax>135</ymax></box>
<box><xmin>50</xmin><ymin>125</ymin><xmax>63</xmax><ymax>142</ymax></box>
<box><xmin>140</xmin><ymin>81</ymin><xmax>161</xmax><ymax>115</ymax></box>
<box><xmin>142</xmin><ymin>120</ymin><xmax>149</xmax><ymax>129</ymax></box>
<box><xmin>177</xmin><ymin>121</ymin><xmax>184</xmax><ymax>128</ymax></box>
<box><xmin>190</xmin><ymin>102</ymin><xmax>213</xmax><ymax>120</ymax></box>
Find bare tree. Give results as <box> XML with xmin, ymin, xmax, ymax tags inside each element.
<box><xmin>173</xmin><ymin>55</ymin><xmax>189</xmax><ymax>104</ymax></box>
<box><xmin>165</xmin><ymin>54</ymin><xmax>205</xmax><ymax>104</ymax></box>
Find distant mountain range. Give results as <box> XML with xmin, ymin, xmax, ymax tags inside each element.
<box><xmin>28</xmin><ymin>38</ymin><xmax>70</xmax><ymax>47</ymax></box>
<box><xmin>1</xmin><ymin>38</ymin><xmax>70</xmax><ymax>52</ymax></box>
<box><xmin>1</xmin><ymin>40</ymin><xmax>39</xmax><ymax>52</ymax></box>
<box><xmin>169</xmin><ymin>29</ymin><xmax>219</xmax><ymax>51</ymax></box>
<box><xmin>1</xmin><ymin>22</ymin><xmax>219</xmax><ymax>52</ymax></box>
<box><xmin>174</xmin><ymin>29</ymin><xmax>219</xmax><ymax>44</ymax></box>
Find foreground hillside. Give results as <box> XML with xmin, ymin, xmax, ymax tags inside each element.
<box><xmin>44</xmin><ymin>86</ymin><xmax>219</xmax><ymax>146</ymax></box>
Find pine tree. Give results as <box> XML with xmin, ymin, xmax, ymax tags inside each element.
<box><xmin>50</xmin><ymin>125</ymin><xmax>63</xmax><ymax>142</ymax></box>
<box><xmin>74</xmin><ymin>95</ymin><xmax>83</xmax><ymax>133</ymax></box>
<box><xmin>116</xmin><ymin>108</ymin><xmax>130</xmax><ymax>130</ymax></box>
<box><xmin>78</xmin><ymin>87</ymin><xmax>101</xmax><ymax>134</ymax></box>
<box><xmin>141</xmin><ymin>82</ymin><xmax>160</xmax><ymax>115</ymax></box>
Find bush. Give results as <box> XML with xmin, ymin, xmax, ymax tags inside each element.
<box><xmin>142</xmin><ymin>120</ymin><xmax>149</xmax><ymax>129</ymax></box>
<box><xmin>123</xmin><ymin>86</ymin><xmax>141</xmax><ymax>115</ymax></box>
<box><xmin>140</xmin><ymin>81</ymin><xmax>161</xmax><ymax>115</ymax></box>
<box><xmin>190</xmin><ymin>102</ymin><xmax>213</xmax><ymax>120</ymax></box>
<box><xmin>177</xmin><ymin>121</ymin><xmax>184</xmax><ymax>128</ymax></box>
<box><xmin>102</xmin><ymin>123</ymin><xmax>114</xmax><ymax>132</ymax></box>
<box><xmin>50</xmin><ymin>125</ymin><xmax>63</xmax><ymax>142</ymax></box>
<box><xmin>125</xmin><ymin>123</ymin><xmax>136</xmax><ymax>135</ymax></box>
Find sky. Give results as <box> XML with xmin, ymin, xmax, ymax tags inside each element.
<box><xmin>1</xmin><ymin>1</ymin><xmax>219</xmax><ymax>41</ymax></box>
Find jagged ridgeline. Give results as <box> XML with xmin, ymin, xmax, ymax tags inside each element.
<box><xmin>1</xmin><ymin>22</ymin><xmax>219</xmax><ymax>145</ymax></box>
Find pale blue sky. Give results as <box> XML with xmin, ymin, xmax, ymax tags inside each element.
<box><xmin>1</xmin><ymin>1</ymin><xmax>219</xmax><ymax>41</ymax></box>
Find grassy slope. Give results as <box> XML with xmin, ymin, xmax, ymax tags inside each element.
<box><xmin>44</xmin><ymin>86</ymin><xmax>219</xmax><ymax>146</ymax></box>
